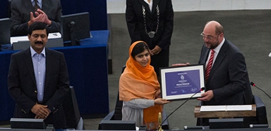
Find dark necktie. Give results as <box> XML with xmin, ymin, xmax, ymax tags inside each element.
<box><xmin>34</xmin><ymin>0</ymin><xmax>40</xmax><ymax>11</ymax></box>
<box><xmin>205</xmin><ymin>49</ymin><xmax>215</xmax><ymax>81</ymax></box>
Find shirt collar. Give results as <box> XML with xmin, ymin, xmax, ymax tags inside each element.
<box><xmin>213</xmin><ymin>37</ymin><xmax>225</xmax><ymax>53</ymax></box>
<box><xmin>144</xmin><ymin>0</ymin><xmax>152</xmax><ymax>3</ymax></box>
<box><xmin>31</xmin><ymin>0</ymin><xmax>42</xmax><ymax>7</ymax></box>
<box><xmin>30</xmin><ymin>46</ymin><xmax>46</xmax><ymax>57</ymax></box>
<box><xmin>31</xmin><ymin>0</ymin><xmax>42</xmax><ymax>3</ymax></box>
<box><xmin>144</xmin><ymin>0</ymin><xmax>153</xmax><ymax>11</ymax></box>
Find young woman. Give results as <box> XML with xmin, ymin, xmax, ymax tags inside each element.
<box><xmin>119</xmin><ymin>41</ymin><xmax>170</xmax><ymax>129</ymax></box>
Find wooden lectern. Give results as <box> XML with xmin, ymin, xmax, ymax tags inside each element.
<box><xmin>194</xmin><ymin>104</ymin><xmax>256</xmax><ymax>118</ymax></box>
<box><xmin>194</xmin><ymin>105</ymin><xmax>257</xmax><ymax>128</ymax></box>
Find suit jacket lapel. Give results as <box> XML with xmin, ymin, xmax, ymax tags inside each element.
<box><xmin>42</xmin><ymin>0</ymin><xmax>49</xmax><ymax>12</ymax></box>
<box><xmin>24</xmin><ymin>0</ymin><xmax>35</xmax><ymax>13</ymax></box>
<box><xmin>138</xmin><ymin>0</ymin><xmax>152</xmax><ymax>14</ymax></box>
<box><xmin>152</xmin><ymin>0</ymin><xmax>160</xmax><ymax>15</ymax></box>
<box><xmin>209</xmin><ymin>41</ymin><xmax>229</xmax><ymax>79</ymax></box>
<box><xmin>203</xmin><ymin>48</ymin><xmax>210</xmax><ymax>65</ymax></box>
<box><xmin>24</xmin><ymin>48</ymin><xmax>36</xmax><ymax>85</ymax></box>
<box><xmin>44</xmin><ymin>48</ymin><xmax>51</xmax><ymax>90</ymax></box>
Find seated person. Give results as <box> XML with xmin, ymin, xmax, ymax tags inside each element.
<box><xmin>119</xmin><ymin>41</ymin><xmax>170</xmax><ymax>130</ymax></box>
<box><xmin>10</xmin><ymin>0</ymin><xmax>62</xmax><ymax>36</ymax></box>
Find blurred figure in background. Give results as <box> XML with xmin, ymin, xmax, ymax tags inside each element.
<box><xmin>10</xmin><ymin>0</ymin><xmax>62</xmax><ymax>36</ymax></box>
<box><xmin>126</xmin><ymin>0</ymin><xmax>174</xmax><ymax>78</ymax></box>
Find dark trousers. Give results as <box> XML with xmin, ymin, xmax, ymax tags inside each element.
<box><xmin>150</xmin><ymin>49</ymin><xmax>169</xmax><ymax>78</ymax></box>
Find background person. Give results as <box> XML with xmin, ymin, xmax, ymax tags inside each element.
<box><xmin>119</xmin><ymin>41</ymin><xmax>170</xmax><ymax>130</ymax></box>
<box><xmin>10</xmin><ymin>0</ymin><xmax>62</xmax><ymax>36</ymax></box>
<box><xmin>125</xmin><ymin>0</ymin><xmax>174</xmax><ymax>77</ymax></box>
<box><xmin>8</xmin><ymin>22</ymin><xmax>69</xmax><ymax>129</ymax></box>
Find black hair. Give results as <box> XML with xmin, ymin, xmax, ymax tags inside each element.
<box><xmin>131</xmin><ymin>42</ymin><xmax>149</xmax><ymax>59</ymax></box>
<box><xmin>28</xmin><ymin>22</ymin><xmax>49</xmax><ymax>36</ymax></box>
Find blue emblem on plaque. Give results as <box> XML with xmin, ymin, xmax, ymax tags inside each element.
<box><xmin>181</xmin><ymin>75</ymin><xmax>184</xmax><ymax>80</ymax></box>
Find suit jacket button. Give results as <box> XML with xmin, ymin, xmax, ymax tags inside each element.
<box><xmin>34</xmin><ymin>91</ymin><xmax>37</xmax><ymax>93</ymax></box>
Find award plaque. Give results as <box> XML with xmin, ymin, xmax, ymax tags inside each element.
<box><xmin>160</xmin><ymin>64</ymin><xmax>205</xmax><ymax>100</ymax></box>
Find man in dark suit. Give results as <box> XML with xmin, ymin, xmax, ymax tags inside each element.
<box><xmin>126</xmin><ymin>0</ymin><xmax>173</xmax><ymax>77</ymax></box>
<box><xmin>8</xmin><ymin>22</ymin><xmax>69</xmax><ymax>129</ymax></box>
<box><xmin>10</xmin><ymin>0</ymin><xmax>62</xmax><ymax>36</ymax></box>
<box><xmin>197</xmin><ymin>21</ymin><xmax>253</xmax><ymax>105</ymax></box>
<box><xmin>196</xmin><ymin>21</ymin><xmax>254</xmax><ymax>126</ymax></box>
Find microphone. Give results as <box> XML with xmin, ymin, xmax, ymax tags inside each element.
<box><xmin>184</xmin><ymin>126</ymin><xmax>204</xmax><ymax>130</ymax></box>
<box><xmin>250</xmin><ymin>124</ymin><xmax>269</xmax><ymax>128</ymax></box>
<box><xmin>250</xmin><ymin>82</ymin><xmax>271</xmax><ymax>99</ymax></box>
<box><xmin>159</xmin><ymin>87</ymin><xmax>205</xmax><ymax>128</ymax></box>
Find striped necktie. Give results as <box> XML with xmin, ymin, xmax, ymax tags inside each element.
<box><xmin>34</xmin><ymin>0</ymin><xmax>40</xmax><ymax>11</ymax></box>
<box><xmin>205</xmin><ymin>49</ymin><xmax>215</xmax><ymax>81</ymax></box>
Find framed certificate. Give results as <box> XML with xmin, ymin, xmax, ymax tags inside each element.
<box><xmin>160</xmin><ymin>64</ymin><xmax>205</xmax><ymax>101</ymax></box>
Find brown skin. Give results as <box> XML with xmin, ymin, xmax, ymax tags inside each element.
<box><xmin>28</xmin><ymin>29</ymin><xmax>48</xmax><ymax>54</ymax></box>
<box><xmin>134</xmin><ymin>49</ymin><xmax>151</xmax><ymax>67</ymax></box>
<box><xmin>154</xmin><ymin>98</ymin><xmax>170</xmax><ymax>105</ymax></box>
<box><xmin>28</xmin><ymin>9</ymin><xmax>52</xmax><ymax>26</ymax></box>
<box><xmin>150</xmin><ymin>45</ymin><xmax>162</xmax><ymax>55</ymax></box>
<box><xmin>171</xmin><ymin>63</ymin><xmax>190</xmax><ymax>67</ymax></box>
<box><xmin>28</xmin><ymin>29</ymin><xmax>50</xmax><ymax>118</ymax></box>
<box><xmin>31</xmin><ymin>104</ymin><xmax>50</xmax><ymax>119</ymax></box>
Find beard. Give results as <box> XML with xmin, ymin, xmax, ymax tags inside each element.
<box><xmin>209</xmin><ymin>42</ymin><xmax>219</xmax><ymax>49</ymax></box>
<box><xmin>206</xmin><ymin>38</ymin><xmax>220</xmax><ymax>49</ymax></box>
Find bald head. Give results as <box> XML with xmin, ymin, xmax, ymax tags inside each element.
<box><xmin>204</xmin><ymin>21</ymin><xmax>224</xmax><ymax>35</ymax></box>
<box><xmin>201</xmin><ymin>21</ymin><xmax>224</xmax><ymax>49</ymax></box>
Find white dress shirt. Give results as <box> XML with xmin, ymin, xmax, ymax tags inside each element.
<box><xmin>205</xmin><ymin>38</ymin><xmax>225</xmax><ymax>68</ymax></box>
<box><xmin>30</xmin><ymin>47</ymin><xmax>46</xmax><ymax>102</ymax></box>
<box><xmin>144</xmin><ymin>0</ymin><xmax>153</xmax><ymax>12</ymax></box>
<box><xmin>31</xmin><ymin>0</ymin><xmax>42</xmax><ymax>9</ymax></box>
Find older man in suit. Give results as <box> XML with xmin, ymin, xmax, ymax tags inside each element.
<box><xmin>195</xmin><ymin>20</ymin><xmax>254</xmax><ymax>126</ymax></box>
<box><xmin>8</xmin><ymin>22</ymin><xmax>69</xmax><ymax>129</ymax></box>
<box><xmin>10</xmin><ymin>0</ymin><xmax>62</xmax><ymax>36</ymax></box>
<box><xmin>197</xmin><ymin>20</ymin><xmax>253</xmax><ymax>105</ymax></box>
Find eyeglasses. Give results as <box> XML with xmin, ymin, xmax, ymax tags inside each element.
<box><xmin>200</xmin><ymin>33</ymin><xmax>215</xmax><ymax>40</ymax></box>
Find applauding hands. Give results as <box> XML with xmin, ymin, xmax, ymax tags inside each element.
<box><xmin>28</xmin><ymin>9</ymin><xmax>52</xmax><ymax>26</ymax></box>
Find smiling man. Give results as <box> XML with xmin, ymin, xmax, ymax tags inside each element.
<box><xmin>8</xmin><ymin>22</ymin><xmax>70</xmax><ymax>129</ymax></box>
<box><xmin>197</xmin><ymin>20</ymin><xmax>253</xmax><ymax>126</ymax></box>
<box><xmin>198</xmin><ymin>20</ymin><xmax>253</xmax><ymax>105</ymax></box>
